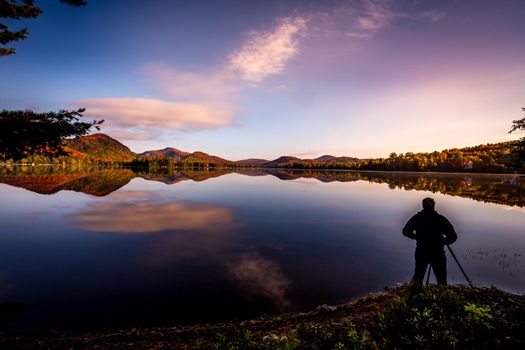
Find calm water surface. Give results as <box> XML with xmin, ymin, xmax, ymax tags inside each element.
<box><xmin>0</xmin><ymin>168</ymin><xmax>524</xmax><ymax>329</ymax></box>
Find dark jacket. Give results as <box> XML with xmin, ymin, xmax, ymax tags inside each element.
<box><xmin>402</xmin><ymin>209</ymin><xmax>457</xmax><ymax>252</ymax></box>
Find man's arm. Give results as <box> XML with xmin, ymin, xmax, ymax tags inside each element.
<box><xmin>402</xmin><ymin>215</ymin><xmax>417</xmax><ymax>240</ymax></box>
<box><xmin>441</xmin><ymin>216</ymin><xmax>457</xmax><ymax>245</ymax></box>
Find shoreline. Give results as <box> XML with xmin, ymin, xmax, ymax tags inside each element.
<box><xmin>1</xmin><ymin>163</ymin><xmax>523</xmax><ymax>177</ymax></box>
<box><xmin>2</xmin><ymin>284</ymin><xmax>524</xmax><ymax>349</ymax></box>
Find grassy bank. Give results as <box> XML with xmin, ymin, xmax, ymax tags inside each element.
<box><xmin>1</xmin><ymin>285</ymin><xmax>524</xmax><ymax>349</ymax></box>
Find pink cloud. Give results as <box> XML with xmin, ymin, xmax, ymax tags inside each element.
<box><xmin>74</xmin><ymin>17</ymin><xmax>309</xmax><ymax>138</ymax></box>
<box><xmin>228</xmin><ymin>17</ymin><xmax>307</xmax><ymax>83</ymax></box>
<box><xmin>104</xmin><ymin>128</ymin><xmax>155</xmax><ymax>141</ymax></box>
<box><xmin>144</xmin><ymin>63</ymin><xmax>238</xmax><ymax>102</ymax></box>
<box><xmin>73</xmin><ymin>1</ymin><xmax>444</xmax><ymax>141</ymax></box>
<box><xmin>308</xmin><ymin>0</ymin><xmax>445</xmax><ymax>40</ymax></box>
<box><xmin>76</xmin><ymin>97</ymin><xmax>235</xmax><ymax>131</ymax></box>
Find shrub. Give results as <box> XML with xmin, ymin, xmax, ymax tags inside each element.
<box><xmin>377</xmin><ymin>286</ymin><xmax>495</xmax><ymax>350</ymax></box>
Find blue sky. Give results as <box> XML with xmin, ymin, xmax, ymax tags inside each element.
<box><xmin>1</xmin><ymin>0</ymin><xmax>524</xmax><ymax>160</ymax></box>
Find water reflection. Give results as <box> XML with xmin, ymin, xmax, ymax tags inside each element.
<box><xmin>0</xmin><ymin>167</ymin><xmax>134</xmax><ymax>196</ymax></box>
<box><xmin>228</xmin><ymin>252</ymin><xmax>291</xmax><ymax>309</ymax></box>
<box><xmin>71</xmin><ymin>197</ymin><xmax>235</xmax><ymax>233</ymax></box>
<box><xmin>1</xmin><ymin>167</ymin><xmax>524</xmax><ymax>207</ymax></box>
<box><xmin>0</xmin><ymin>167</ymin><xmax>524</xmax><ymax>329</ymax></box>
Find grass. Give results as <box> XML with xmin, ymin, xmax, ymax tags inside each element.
<box><xmin>1</xmin><ymin>285</ymin><xmax>524</xmax><ymax>349</ymax></box>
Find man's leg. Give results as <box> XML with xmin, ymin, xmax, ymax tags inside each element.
<box><xmin>431</xmin><ymin>252</ymin><xmax>447</xmax><ymax>285</ymax></box>
<box><xmin>412</xmin><ymin>250</ymin><xmax>428</xmax><ymax>286</ymax></box>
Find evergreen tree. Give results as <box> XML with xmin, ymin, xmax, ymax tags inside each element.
<box><xmin>1</xmin><ymin>0</ymin><xmax>86</xmax><ymax>56</ymax></box>
<box><xmin>509</xmin><ymin>108</ymin><xmax>525</xmax><ymax>171</ymax></box>
<box><xmin>0</xmin><ymin>108</ymin><xmax>103</xmax><ymax>160</ymax></box>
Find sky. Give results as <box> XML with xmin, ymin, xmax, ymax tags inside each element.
<box><xmin>1</xmin><ymin>0</ymin><xmax>525</xmax><ymax>160</ymax></box>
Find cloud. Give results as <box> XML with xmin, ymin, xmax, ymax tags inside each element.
<box><xmin>103</xmin><ymin>128</ymin><xmax>155</xmax><ymax>141</ymax></box>
<box><xmin>76</xmin><ymin>17</ymin><xmax>307</xmax><ymax>137</ymax></box>
<box><xmin>144</xmin><ymin>63</ymin><xmax>238</xmax><ymax>102</ymax></box>
<box><xmin>228</xmin><ymin>17</ymin><xmax>307</xmax><ymax>83</ymax></box>
<box><xmin>74</xmin><ymin>1</ymin><xmax>444</xmax><ymax>140</ymax></box>
<box><xmin>76</xmin><ymin>97</ymin><xmax>235</xmax><ymax>132</ymax></box>
<box><xmin>228</xmin><ymin>252</ymin><xmax>291</xmax><ymax>308</ymax></box>
<box><xmin>308</xmin><ymin>0</ymin><xmax>444</xmax><ymax>40</ymax></box>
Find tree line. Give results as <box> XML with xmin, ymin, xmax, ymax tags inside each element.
<box><xmin>279</xmin><ymin>141</ymin><xmax>522</xmax><ymax>173</ymax></box>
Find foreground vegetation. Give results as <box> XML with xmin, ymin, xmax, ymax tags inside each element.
<box><xmin>1</xmin><ymin>285</ymin><xmax>523</xmax><ymax>349</ymax></box>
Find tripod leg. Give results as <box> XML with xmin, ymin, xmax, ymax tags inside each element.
<box><xmin>446</xmin><ymin>245</ymin><xmax>474</xmax><ymax>287</ymax></box>
<box><xmin>426</xmin><ymin>264</ymin><xmax>431</xmax><ymax>285</ymax></box>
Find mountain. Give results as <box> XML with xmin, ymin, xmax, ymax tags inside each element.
<box><xmin>180</xmin><ymin>151</ymin><xmax>233</xmax><ymax>165</ymax></box>
<box><xmin>315</xmin><ymin>155</ymin><xmax>359</xmax><ymax>163</ymax></box>
<box><xmin>331</xmin><ymin>156</ymin><xmax>360</xmax><ymax>163</ymax></box>
<box><xmin>315</xmin><ymin>155</ymin><xmax>337</xmax><ymax>162</ymax></box>
<box><xmin>63</xmin><ymin>133</ymin><xmax>136</xmax><ymax>162</ymax></box>
<box><xmin>264</xmin><ymin>155</ymin><xmax>360</xmax><ymax>168</ymax></box>
<box><xmin>139</xmin><ymin>147</ymin><xmax>189</xmax><ymax>159</ymax></box>
<box><xmin>236</xmin><ymin>158</ymin><xmax>270</xmax><ymax>166</ymax></box>
<box><xmin>264</xmin><ymin>156</ymin><xmax>302</xmax><ymax>167</ymax></box>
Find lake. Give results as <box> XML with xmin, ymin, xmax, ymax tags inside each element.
<box><xmin>0</xmin><ymin>167</ymin><xmax>524</xmax><ymax>329</ymax></box>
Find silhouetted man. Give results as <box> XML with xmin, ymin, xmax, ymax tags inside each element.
<box><xmin>403</xmin><ymin>198</ymin><xmax>457</xmax><ymax>285</ymax></box>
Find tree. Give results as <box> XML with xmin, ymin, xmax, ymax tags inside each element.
<box><xmin>508</xmin><ymin>108</ymin><xmax>525</xmax><ymax>171</ymax></box>
<box><xmin>0</xmin><ymin>108</ymin><xmax>103</xmax><ymax>160</ymax></box>
<box><xmin>1</xmin><ymin>0</ymin><xmax>86</xmax><ymax>56</ymax></box>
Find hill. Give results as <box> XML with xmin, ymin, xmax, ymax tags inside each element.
<box><xmin>63</xmin><ymin>133</ymin><xmax>136</xmax><ymax>162</ymax></box>
<box><xmin>264</xmin><ymin>142</ymin><xmax>520</xmax><ymax>173</ymax></box>
<box><xmin>315</xmin><ymin>155</ymin><xmax>337</xmax><ymax>162</ymax></box>
<box><xmin>236</xmin><ymin>158</ymin><xmax>269</xmax><ymax>166</ymax></box>
<box><xmin>8</xmin><ymin>133</ymin><xmax>521</xmax><ymax>173</ymax></box>
<box><xmin>139</xmin><ymin>147</ymin><xmax>189</xmax><ymax>159</ymax></box>
<box><xmin>264</xmin><ymin>156</ymin><xmax>302</xmax><ymax>167</ymax></box>
<box><xmin>314</xmin><ymin>155</ymin><xmax>360</xmax><ymax>163</ymax></box>
<box><xmin>264</xmin><ymin>155</ymin><xmax>360</xmax><ymax>168</ymax></box>
<box><xmin>180</xmin><ymin>151</ymin><xmax>234</xmax><ymax>166</ymax></box>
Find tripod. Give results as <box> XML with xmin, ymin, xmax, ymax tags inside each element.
<box><xmin>447</xmin><ymin>244</ymin><xmax>474</xmax><ymax>287</ymax></box>
<box><xmin>424</xmin><ymin>245</ymin><xmax>473</xmax><ymax>287</ymax></box>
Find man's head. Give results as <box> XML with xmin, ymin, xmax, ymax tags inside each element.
<box><xmin>422</xmin><ymin>197</ymin><xmax>435</xmax><ymax>210</ymax></box>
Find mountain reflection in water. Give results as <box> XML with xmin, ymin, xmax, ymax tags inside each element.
<box><xmin>1</xmin><ymin>167</ymin><xmax>524</xmax><ymax>207</ymax></box>
<box><xmin>0</xmin><ymin>167</ymin><xmax>524</xmax><ymax>329</ymax></box>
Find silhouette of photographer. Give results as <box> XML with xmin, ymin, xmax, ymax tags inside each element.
<box><xmin>403</xmin><ymin>197</ymin><xmax>457</xmax><ymax>285</ymax></box>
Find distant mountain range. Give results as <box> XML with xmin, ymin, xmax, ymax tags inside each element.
<box><xmin>63</xmin><ymin>133</ymin><xmax>361</xmax><ymax>167</ymax></box>
<box><xmin>59</xmin><ymin>133</ymin><xmax>519</xmax><ymax>174</ymax></box>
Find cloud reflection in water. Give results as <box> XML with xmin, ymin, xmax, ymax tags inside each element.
<box><xmin>70</xmin><ymin>193</ymin><xmax>234</xmax><ymax>234</ymax></box>
<box><xmin>68</xmin><ymin>190</ymin><xmax>293</xmax><ymax>308</ymax></box>
<box><xmin>228</xmin><ymin>252</ymin><xmax>292</xmax><ymax>309</ymax></box>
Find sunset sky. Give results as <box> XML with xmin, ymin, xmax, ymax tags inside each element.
<box><xmin>2</xmin><ymin>0</ymin><xmax>524</xmax><ymax>160</ymax></box>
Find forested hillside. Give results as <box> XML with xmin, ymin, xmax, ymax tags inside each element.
<box><xmin>270</xmin><ymin>142</ymin><xmax>521</xmax><ymax>173</ymax></box>
<box><xmin>2</xmin><ymin>133</ymin><xmax>522</xmax><ymax>173</ymax></box>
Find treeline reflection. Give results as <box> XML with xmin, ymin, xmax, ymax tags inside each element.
<box><xmin>268</xmin><ymin>170</ymin><xmax>525</xmax><ymax>207</ymax></box>
<box><xmin>1</xmin><ymin>167</ymin><xmax>524</xmax><ymax>207</ymax></box>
